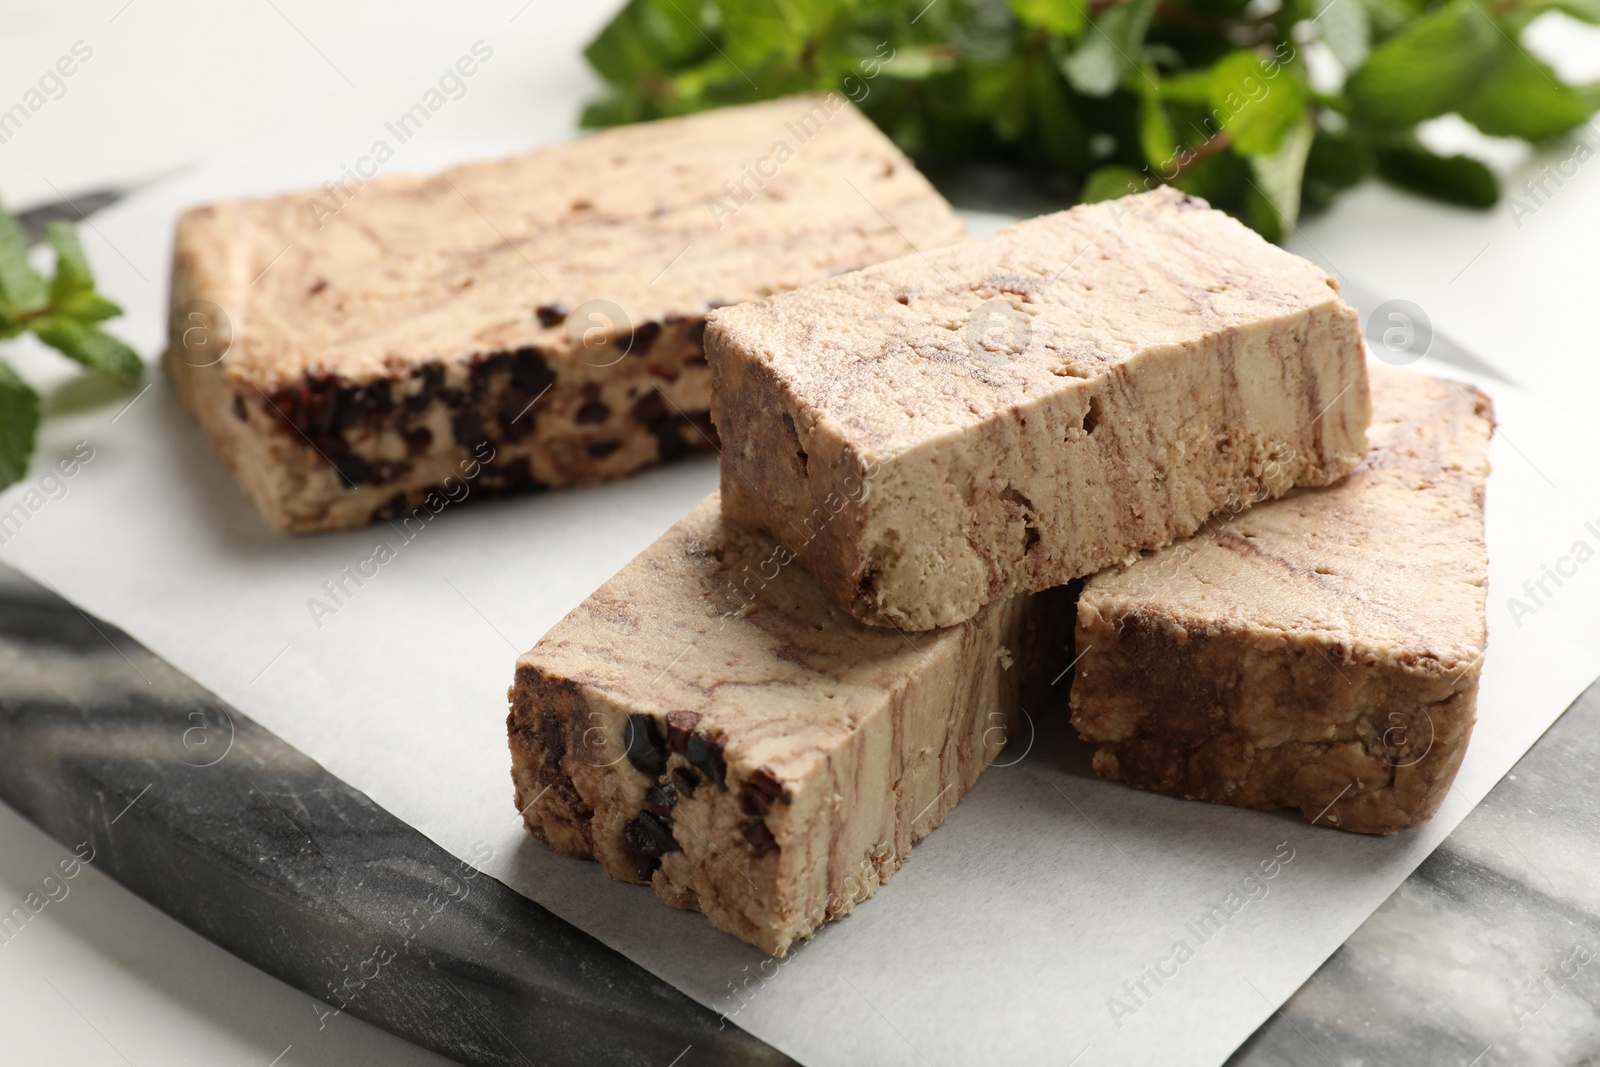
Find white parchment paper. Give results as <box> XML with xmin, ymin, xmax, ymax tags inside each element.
<box><xmin>5</xmin><ymin>137</ymin><xmax>1599</xmax><ymax>1067</ymax></box>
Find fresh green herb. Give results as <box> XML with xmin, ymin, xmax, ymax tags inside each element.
<box><xmin>0</xmin><ymin>205</ymin><xmax>139</xmax><ymax>491</ymax></box>
<box><xmin>580</xmin><ymin>0</ymin><xmax>1599</xmax><ymax>237</ymax></box>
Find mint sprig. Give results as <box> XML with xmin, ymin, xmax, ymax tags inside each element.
<box><xmin>0</xmin><ymin>204</ymin><xmax>140</xmax><ymax>492</ymax></box>
<box><xmin>580</xmin><ymin>0</ymin><xmax>1600</xmax><ymax>239</ymax></box>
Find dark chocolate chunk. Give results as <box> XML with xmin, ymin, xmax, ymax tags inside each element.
<box><xmin>451</xmin><ymin>409</ymin><xmax>491</xmax><ymax>451</ymax></box>
<box><xmin>233</xmin><ymin>395</ymin><xmax>247</xmax><ymax>421</ymax></box>
<box><xmin>629</xmin><ymin>321</ymin><xmax>662</xmax><ymax>356</ymax></box>
<box><xmin>367</xmin><ymin>459</ymin><xmax>410</xmax><ymax>487</ymax></box>
<box><xmin>587</xmin><ymin>440</ymin><xmax>621</xmax><ymax>459</ymax></box>
<box><xmin>624</xmin><ymin>714</ymin><xmax>667</xmax><ymax>777</ymax></box>
<box><xmin>371</xmin><ymin>492</ymin><xmax>408</xmax><ymax>523</ymax></box>
<box><xmin>405</xmin><ymin>365</ymin><xmax>446</xmax><ymax>413</ymax></box>
<box><xmin>632</xmin><ymin>391</ymin><xmax>669</xmax><ymax>426</ymax></box>
<box><xmin>644</xmin><ymin>782</ymin><xmax>679</xmax><ymax>816</ymax></box>
<box><xmin>404</xmin><ymin>426</ymin><xmax>433</xmax><ymax>455</ymax></box>
<box><xmin>308</xmin><ymin>277</ymin><xmax>329</xmax><ymax>294</ymax></box>
<box><xmin>575</xmin><ymin>402</ymin><xmax>610</xmax><ymax>425</ymax></box>
<box><xmin>509</xmin><ymin>347</ymin><xmax>556</xmax><ymax>394</ymax></box>
<box><xmin>650</xmin><ymin>421</ymin><xmax>689</xmax><ymax>465</ymax></box>
<box><xmin>483</xmin><ymin>456</ymin><xmax>545</xmax><ymax>493</ymax></box>
<box><xmin>621</xmin><ymin>811</ymin><xmax>680</xmax><ymax>881</ymax></box>
<box><xmin>536</xmin><ymin>303</ymin><xmax>569</xmax><ymax>328</ymax></box>
<box><xmin>739</xmin><ymin>767</ymin><xmax>791</xmax><ymax>818</ymax></box>
<box><xmin>664</xmin><ymin>710</ymin><xmax>702</xmax><ymax>754</ymax></box>
<box><xmin>330</xmin><ymin>452</ymin><xmax>372</xmax><ymax>488</ymax></box>
<box><xmin>671</xmin><ymin>767</ymin><xmax>700</xmax><ymax>798</ymax></box>
<box><xmin>686</xmin><ymin>735</ymin><xmax>726</xmax><ymax>790</ymax></box>
<box><xmin>470</xmin><ymin>352</ymin><xmax>509</xmax><ymax>394</ymax></box>
<box><xmin>742</xmin><ymin>820</ymin><xmax>778</xmax><ymax>858</ymax></box>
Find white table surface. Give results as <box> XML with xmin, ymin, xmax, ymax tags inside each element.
<box><xmin>0</xmin><ymin>3</ymin><xmax>1597</xmax><ymax>1064</ymax></box>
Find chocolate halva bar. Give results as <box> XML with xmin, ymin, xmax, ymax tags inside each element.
<box><xmin>707</xmin><ymin>187</ymin><xmax>1371</xmax><ymax>630</ymax></box>
<box><xmin>166</xmin><ymin>95</ymin><xmax>965</xmax><ymax>532</ymax></box>
<box><xmin>1071</xmin><ymin>366</ymin><xmax>1493</xmax><ymax>833</ymax></box>
<box><xmin>508</xmin><ymin>495</ymin><xmax>1067</xmax><ymax>954</ymax></box>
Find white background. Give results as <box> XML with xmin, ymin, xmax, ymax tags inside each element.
<box><xmin>0</xmin><ymin>3</ymin><xmax>1598</xmax><ymax>1065</ymax></box>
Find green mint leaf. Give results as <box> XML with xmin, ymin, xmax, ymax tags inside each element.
<box><xmin>44</xmin><ymin>220</ymin><xmax>96</xmax><ymax>304</ymax></box>
<box><xmin>1246</xmin><ymin>116</ymin><xmax>1315</xmax><ymax>239</ymax></box>
<box><xmin>993</xmin><ymin>62</ymin><xmax>1033</xmax><ymax>142</ymax></box>
<box><xmin>583</xmin><ymin>0</ymin><xmax>716</xmax><ymax>86</ymax></box>
<box><xmin>878</xmin><ymin>45</ymin><xmax>960</xmax><ymax>80</ymax></box>
<box><xmin>1061</xmin><ymin>0</ymin><xmax>1158</xmax><ymax>97</ymax></box>
<box><xmin>1209</xmin><ymin>51</ymin><xmax>1307</xmax><ymax>157</ymax></box>
<box><xmin>31</xmin><ymin>316</ymin><xmax>143</xmax><ymax>384</ymax></box>
<box><xmin>54</xmin><ymin>291</ymin><xmax>124</xmax><ymax>325</ymax></box>
<box><xmin>1081</xmin><ymin>165</ymin><xmax>1148</xmax><ymax>202</ymax></box>
<box><xmin>0</xmin><ymin>203</ymin><xmax>48</xmax><ymax>318</ymax></box>
<box><xmin>1355</xmin><ymin>0</ymin><xmax>1417</xmax><ymax>39</ymax></box>
<box><xmin>1376</xmin><ymin>144</ymin><xmax>1499</xmax><ymax>207</ymax></box>
<box><xmin>716</xmin><ymin>2</ymin><xmax>805</xmax><ymax>69</ymax></box>
<box><xmin>1138</xmin><ymin>75</ymin><xmax>1179</xmax><ymax>170</ymax></box>
<box><xmin>1312</xmin><ymin>0</ymin><xmax>1371</xmax><ymax>71</ymax></box>
<box><xmin>0</xmin><ymin>359</ymin><xmax>40</xmax><ymax>492</ymax></box>
<box><xmin>1030</xmin><ymin>56</ymin><xmax>1091</xmax><ymax>170</ymax></box>
<box><xmin>1303</xmin><ymin>125</ymin><xmax>1376</xmax><ymax>214</ymax></box>
<box><xmin>1305</xmin><ymin>124</ymin><xmax>1375</xmax><ymax>190</ymax></box>
<box><xmin>1346</xmin><ymin>1</ymin><xmax>1500</xmax><ymax>128</ymax></box>
<box><xmin>1459</xmin><ymin>40</ymin><xmax>1591</xmax><ymax>141</ymax></box>
<box><xmin>1159</xmin><ymin>68</ymin><xmax>1213</xmax><ymax>107</ymax></box>
<box><xmin>1009</xmin><ymin>0</ymin><xmax>1086</xmax><ymax>37</ymax></box>
<box><xmin>1525</xmin><ymin>0</ymin><xmax>1600</xmax><ymax>22</ymax></box>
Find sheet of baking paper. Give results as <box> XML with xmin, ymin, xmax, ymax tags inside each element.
<box><xmin>5</xmin><ymin>138</ymin><xmax>1599</xmax><ymax>1067</ymax></box>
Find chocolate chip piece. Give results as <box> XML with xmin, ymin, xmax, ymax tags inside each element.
<box><xmin>403</xmin><ymin>426</ymin><xmax>433</xmax><ymax>455</ymax></box>
<box><xmin>687</xmin><ymin>735</ymin><xmax>727</xmax><ymax>790</ymax></box>
<box><xmin>575</xmin><ymin>401</ymin><xmax>610</xmax><ymax>424</ymax></box>
<box><xmin>470</xmin><ymin>352</ymin><xmax>509</xmax><ymax>394</ymax></box>
<box><xmin>371</xmin><ymin>492</ymin><xmax>407</xmax><ymax>523</ymax></box>
<box><xmin>509</xmin><ymin>347</ymin><xmax>556</xmax><ymax>394</ymax></box>
<box><xmin>621</xmin><ymin>811</ymin><xmax>680</xmax><ymax>880</ymax></box>
<box><xmin>367</xmin><ymin>459</ymin><xmax>409</xmax><ymax>487</ymax></box>
<box><xmin>233</xmin><ymin>395</ymin><xmax>248</xmax><ymax>421</ymax></box>
<box><xmin>630</xmin><ymin>321</ymin><xmax>662</xmax><ymax>356</ymax></box>
<box><xmin>671</xmin><ymin>767</ymin><xmax>700</xmax><ymax>797</ymax></box>
<box><xmin>743</xmin><ymin>819</ymin><xmax>778</xmax><ymax>858</ymax></box>
<box><xmin>644</xmin><ymin>782</ymin><xmax>678</xmax><ymax>815</ymax></box>
<box><xmin>484</xmin><ymin>456</ymin><xmax>545</xmax><ymax>493</ymax></box>
<box><xmin>632</xmin><ymin>391</ymin><xmax>669</xmax><ymax>426</ymax></box>
<box><xmin>665</xmin><ymin>710</ymin><xmax>702</xmax><ymax>753</ymax></box>
<box><xmin>651</xmin><ymin>421</ymin><xmax>689</xmax><ymax>464</ymax></box>
<box><xmin>331</xmin><ymin>453</ymin><xmax>372</xmax><ymax>488</ymax></box>
<box><xmin>536</xmin><ymin>303</ymin><xmax>569</xmax><ymax>327</ymax></box>
<box><xmin>739</xmin><ymin>767</ymin><xmax>791</xmax><ymax>817</ymax></box>
<box><xmin>406</xmin><ymin>365</ymin><xmax>446</xmax><ymax>413</ymax></box>
<box><xmin>587</xmin><ymin>440</ymin><xmax>621</xmax><ymax>459</ymax></box>
<box><xmin>625</xmin><ymin>714</ymin><xmax>667</xmax><ymax>777</ymax></box>
<box><xmin>451</xmin><ymin>409</ymin><xmax>490</xmax><ymax>451</ymax></box>
<box><xmin>309</xmin><ymin>277</ymin><xmax>329</xmax><ymax>294</ymax></box>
